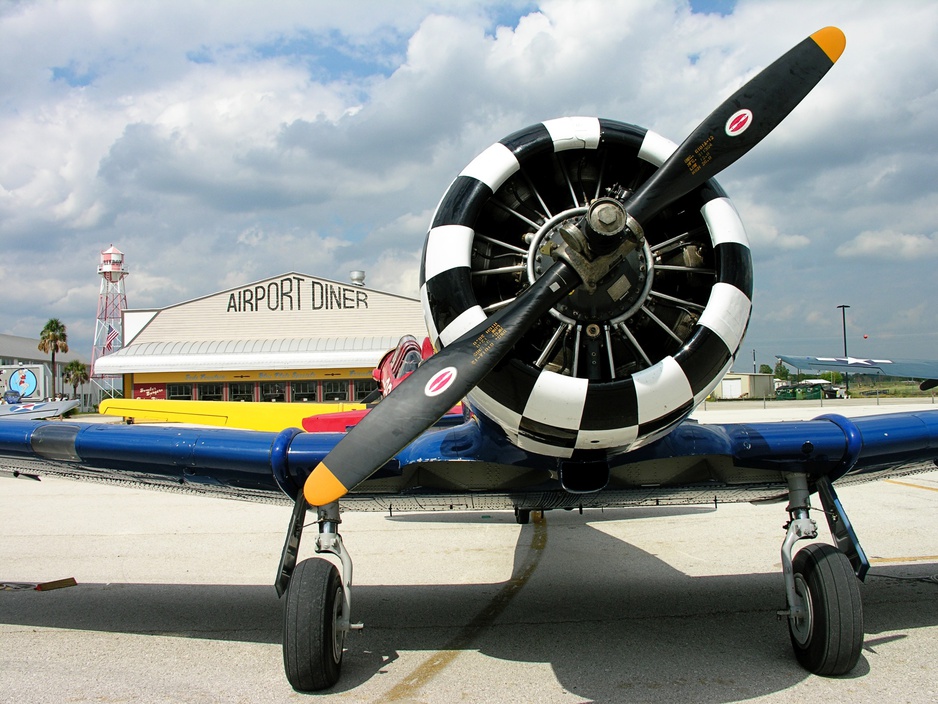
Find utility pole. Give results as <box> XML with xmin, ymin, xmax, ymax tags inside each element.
<box><xmin>837</xmin><ymin>304</ymin><xmax>850</xmax><ymax>398</ymax></box>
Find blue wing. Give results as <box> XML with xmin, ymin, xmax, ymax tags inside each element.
<box><xmin>2</xmin><ymin>410</ymin><xmax>937</xmax><ymax>510</ymax></box>
<box><xmin>778</xmin><ymin>354</ymin><xmax>938</xmax><ymax>390</ymax></box>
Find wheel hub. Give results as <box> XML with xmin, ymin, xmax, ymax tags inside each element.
<box><xmin>789</xmin><ymin>573</ymin><xmax>814</xmax><ymax>647</ymax></box>
<box><xmin>331</xmin><ymin>584</ymin><xmax>346</xmax><ymax>662</ymax></box>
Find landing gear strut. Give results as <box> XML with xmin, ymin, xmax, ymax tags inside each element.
<box><xmin>778</xmin><ymin>473</ymin><xmax>864</xmax><ymax>675</ymax></box>
<box><xmin>278</xmin><ymin>500</ymin><xmax>361</xmax><ymax>691</ymax></box>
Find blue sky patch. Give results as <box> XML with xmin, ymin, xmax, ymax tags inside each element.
<box><xmin>484</xmin><ymin>1</ymin><xmax>539</xmax><ymax>36</ymax></box>
<box><xmin>253</xmin><ymin>30</ymin><xmax>402</xmax><ymax>81</ymax></box>
<box><xmin>689</xmin><ymin>0</ymin><xmax>737</xmax><ymax>16</ymax></box>
<box><xmin>186</xmin><ymin>47</ymin><xmax>216</xmax><ymax>65</ymax></box>
<box><xmin>50</xmin><ymin>62</ymin><xmax>97</xmax><ymax>87</ymax></box>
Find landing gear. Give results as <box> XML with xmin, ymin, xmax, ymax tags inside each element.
<box><xmin>283</xmin><ymin>557</ymin><xmax>345</xmax><ymax>690</ymax></box>
<box><xmin>278</xmin><ymin>500</ymin><xmax>360</xmax><ymax>692</ymax></box>
<box><xmin>778</xmin><ymin>473</ymin><xmax>864</xmax><ymax>676</ymax></box>
<box><xmin>514</xmin><ymin>507</ymin><xmax>531</xmax><ymax>524</ymax></box>
<box><xmin>788</xmin><ymin>542</ymin><xmax>863</xmax><ymax>675</ymax></box>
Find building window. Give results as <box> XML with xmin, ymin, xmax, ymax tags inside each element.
<box><xmin>260</xmin><ymin>382</ymin><xmax>285</xmax><ymax>402</ymax></box>
<box><xmin>166</xmin><ymin>384</ymin><xmax>193</xmax><ymax>400</ymax></box>
<box><xmin>229</xmin><ymin>382</ymin><xmax>254</xmax><ymax>402</ymax></box>
<box><xmin>197</xmin><ymin>383</ymin><xmax>223</xmax><ymax>401</ymax></box>
<box><xmin>291</xmin><ymin>381</ymin><xmax>319</xmax><ymax>402</ymax></box>
<box><xmin>322</xmin><ymin>380</ymin><xmax>348</xmax><ymax>402</ymax></box>
<box><xmin>354</xmin><ymin>379</ymin><xmax>379</xmax><ymax>402</ymax></box>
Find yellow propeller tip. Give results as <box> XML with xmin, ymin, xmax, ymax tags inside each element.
<box><xmin>811</xmin><ymin>26</ymin><xmax>846</xmax><ymax>64</ymax></box>
<box><xmin>303</xmin><ymin>463</ymin><xmax>349</xmax><ymax>506</ymax></box>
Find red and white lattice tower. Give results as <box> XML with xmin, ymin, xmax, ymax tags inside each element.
<box><xmin>91</xmin><ymin>245</ymin><xmax>128</xmax><ymax>396</ymax></box>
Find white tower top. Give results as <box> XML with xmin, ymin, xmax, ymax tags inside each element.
<box><xmin>98</xmin><ymin>245</ymin><xmax>128</xmax><ymax>283</ymax></box>
<box><xmin>92</xmin><ymin>245</ymin><xmax>129</xmax><ymax>393</ymax></box>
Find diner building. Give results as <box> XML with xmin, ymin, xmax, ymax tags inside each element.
<box><xmin>93</xmin><ymin>272</ymin><xmax>427</xmax><ymax>403</ymax></box>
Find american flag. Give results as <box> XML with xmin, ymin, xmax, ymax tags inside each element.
<box><xmin>105</xmin><ymin>324</ymin><xmax>119</xmax><ymax>351</ymax></box>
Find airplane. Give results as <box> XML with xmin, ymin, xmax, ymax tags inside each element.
<box><xmin>777</xmin><ymin>354</ymin><xmax>938</xmax><ymax>391</ymax></box>
<box><xmin>372</xmin><ymin>334</ymin><xmax>435</xmax><ymax>399</ymax></box>
<box><xmin>3</xmin><ymin>26</ymin><xmax>937</xmax><ymax>693</ymax></box>
<box><xmin>0</xmin><ymin>396</ymin><xmax>80</xmax><ymax>420</ymax></box>
<box><xmin>302</xmin><ymin>335</ymin><xmax>464</xmax><ymax>432</ymax></box>
<box><xmin>1</xmin><ymin>370</ymin><xmax>82</xmax><ymax>420</ymax></box>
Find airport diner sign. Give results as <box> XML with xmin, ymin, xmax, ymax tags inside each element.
<box><xmin>226</xmin><ymin>276</ymin><xmax>368</xmax><ymax>314</ymax></box>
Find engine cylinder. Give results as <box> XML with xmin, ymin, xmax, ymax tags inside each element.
<box><xmin>420</xmin><ymin>117</ymin><xmax>752</xmax><ymax>457</ymax></box>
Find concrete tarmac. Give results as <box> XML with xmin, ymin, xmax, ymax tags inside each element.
<box><xmin>2</xmin><ymin>401</ymin><xmax>937</xmax><ymax>703</ymax></box>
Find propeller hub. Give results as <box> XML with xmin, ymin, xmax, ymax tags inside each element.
<box><xmin>528</xmin><ymin>206</ymin><xmax>652</xmax><ymax>326</ymax></box>
<box><xmin>588</xmin><ymin>198</ymin><xmax>627</xmax><ymax>236</ymax></box>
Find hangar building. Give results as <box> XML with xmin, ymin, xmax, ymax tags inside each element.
<box><xmin>94</xmin><ymin>272</ymin><xmax>427</xmax><ymax>404</ymax></box>
<box><xmin>1</xmin><ymin>333</ymin><xmax>90</xmax><ymax>404</ymax></box>
<box><xmin>710</xmin><ymin>372</ymin><xmax>775</xmax><ymax>400</ymax></box>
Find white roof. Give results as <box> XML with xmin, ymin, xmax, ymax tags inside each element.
<box><xmin>0</xmin><ymin>333</ymin><xmax>89</xmax><ymax>365</ymax></box>
<box><xmin>94</xmin><ymin>336</ymin><xmax>400</xmax><ymax>373</ymax></box>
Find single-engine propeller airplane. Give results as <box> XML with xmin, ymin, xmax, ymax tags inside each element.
<box><xmin>777</xmin><ymin>354</ymin><xmax>938</xmax><ymax>391</ymax></box>
<box><xmin>3</xmin><ymin>26</ymin><xmax>938</xmax><ymax>693</ymax></box>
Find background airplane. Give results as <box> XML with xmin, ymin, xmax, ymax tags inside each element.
<box><xmin>3</xmin><ymin>26</ymin><xmax>938</xmax><ymax>694</ymax></box>
<box><xmin>0</xmin><ymin>381</ymin><xmax>80</xmax><ymax>421</ymax></box>
<box><xmin>0</xmin><ymin>397</ymin><xmax>80</xmax><ymax>420</ymax></box>
<box><xmin>777</xmin><ymin>354</ymin><xmax>938</xmax><ymax>391</ymax></box>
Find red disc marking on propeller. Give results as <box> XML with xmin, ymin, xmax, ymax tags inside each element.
<box><xmin>425</xmin><ymin>367</ymin><xmax>458</xmax><ymax>397</ymax></box>
<box><xmin>725</xmin><ymin>109</ymin><xmax>753</xmax><ymax>136</ymax></box>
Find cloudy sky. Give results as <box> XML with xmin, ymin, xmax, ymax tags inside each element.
<box><xmin>2</xmin><ymin>0</ymin><xmax>936</xmax><ymax>371</ymax></box>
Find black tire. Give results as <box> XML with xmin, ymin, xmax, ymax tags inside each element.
<box><xmin>514</xmin><ymin>508</ymin><xmax>531</xmax><ymax>525</ymax></box>
<box><xmin>283</xmin><ymin>558</ymin><xmax>345</xmax><ymax>691</ymax></box>
<box><xmin>788</xmin><ymin>542</ymin><xmax>863</xmax><ymax>676</ymax></box>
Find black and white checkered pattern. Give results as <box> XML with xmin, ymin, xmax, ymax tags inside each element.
<box><xmin>420</xmin><ymin>118</ymin><xmax>752</xmax><ymax>457</ymax></box>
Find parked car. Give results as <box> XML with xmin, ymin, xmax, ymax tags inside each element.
<box><xmin>775</xmin><ymin>382</ymin><xmax>837</xmax><ymax>400</ymax></box>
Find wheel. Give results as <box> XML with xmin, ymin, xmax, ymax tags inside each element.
<box><xmin>787</xmin><ymin>542</ymin><xmax>863</xmax><ymax>676</ymax></box>
<box><xmin>283</xmin><ymin>557</ymin><xmax>345</xmax><ymax>691</ymax></box>
<box><xmin>514</xmin><ymin>508</ymin><xmax>531</xmax><ymax>525</ymax></box>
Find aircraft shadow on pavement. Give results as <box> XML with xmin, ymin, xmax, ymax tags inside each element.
<box><xmin>2</xmin><ymin>519</ymin><xmax>937</xmax><ymax>702</ymax></box>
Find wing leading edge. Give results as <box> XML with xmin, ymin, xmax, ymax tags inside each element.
<box><xmin>1</xmin><ymin>410</ymin><xmax>936</xmax><ymax>509</ymax></box>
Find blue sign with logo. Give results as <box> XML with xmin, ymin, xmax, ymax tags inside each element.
<box><xmin>8</xmin><ymin>368</ymin><xmax>38</xmax><ymax>397</ymax></box>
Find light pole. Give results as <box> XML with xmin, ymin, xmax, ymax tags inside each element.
<box><xmin>837</xmin><ymin>304</ymin><xmax>850</xmax><ymax>398</ymax></box>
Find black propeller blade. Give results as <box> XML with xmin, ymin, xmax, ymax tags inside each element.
<box><xmin>625</xmin><ymin>26</ymin><xmax>845</xmax><ymax>230</ymax></box>
<box><xmin>304</xmin><ymin>259</ymin><xmax>581</xmax><ymax>506</ymax></box>
<box><xmin>304</xmin><ymin>26</ymin><xmax>845</xmax><ymax>506</ymax></box>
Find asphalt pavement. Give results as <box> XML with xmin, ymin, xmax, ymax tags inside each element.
<box><xmin>2</xmin><ymin>400</ymin><xmax>937</xmax><ymax>703</ymax></box>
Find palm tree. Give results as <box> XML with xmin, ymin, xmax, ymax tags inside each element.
<box><xmin>63</xmin><ymin>359</ymin><xmax>90</xmax><ymax>402</ymax></box>
<box><xmin>38</xmin><ymin>318</ymin><xmax>69</xmax><ymax>397</ymax></box>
